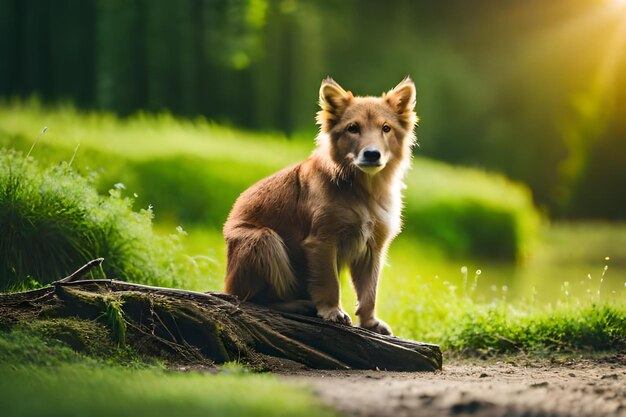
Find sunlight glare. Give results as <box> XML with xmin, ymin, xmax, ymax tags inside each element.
<box><xmin>610</xmin><ymin>0</ymin><xmax>626</xmax><ymax>9</ymax></box>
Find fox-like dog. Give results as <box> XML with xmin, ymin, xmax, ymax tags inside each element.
<box><xmin>223</xmin><ymin>77</ymin><xmax>417</xmax><ymax>335</ymax></box>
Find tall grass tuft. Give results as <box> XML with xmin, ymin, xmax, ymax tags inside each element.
<box><xmin>0</xmin><ymin>149</ymin><xmax>187</xmax><ymax>291</ymax></box>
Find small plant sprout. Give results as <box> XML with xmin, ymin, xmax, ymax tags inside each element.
<box><xmin>68</xmin><ymin>143</ymin><xmax>80</xmax><ymax>166</ymax></box>
<box><xmin>461</xmin><ymin>265</ymin><xmax>468</xmax><ymax>295</ymax></box>
<box><xmin>471</xmin><ymin>269</ymin><xmax>482</xmax><ymax>293</ymax></box>
<box><xmin>442</xmin><ymin>280</ymin><xmax>458</xmax><ymax>296</ymax></box>
<box><xmin>562</xmin><ymin>281</ymin><xmax>570</xmax><ymax>304</ymax></box>
<box><xmin>447</xmin><ymin>283</ymin><xmax>458</xmax><ymax>295</ymax></box>
<box><xmin>26</xmin><ymin>126</ymin><xmax>47</xmax><ymax>159</ymax></box>
<box><xmin>598</xmin><ymin>256</ymin><xmax>609</xmax><ymax>301</ymax></box>
<box><xmin>176</xmin><ymin>225</ymin><xmax>188</xmax><ymax>236</ymax></box>
<box><xmin>114</xmin><ymin>182</ymin><xmax>126</xmax><ymax>190</ymax></box>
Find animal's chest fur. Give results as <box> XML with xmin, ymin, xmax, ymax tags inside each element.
<box><xmin>335</xmin><ymin>192</ymin><xmax>401</xmax><ymax>264</ymax></box>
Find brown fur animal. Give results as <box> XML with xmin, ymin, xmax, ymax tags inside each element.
<box><xmin>223</xmin><ymin>77</ymin><xmax>417</xmax><ymax>335</ymax></box>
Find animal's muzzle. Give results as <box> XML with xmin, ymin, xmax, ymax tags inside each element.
<box><xmin>355</xmin><ymin>147</ymin><xmax>385</xmax><ymax>174</ymax></box>
<box><xmin>361</xmin><ymin>147</ymin><xmax>381</xmax><ymax>164</ymax></box>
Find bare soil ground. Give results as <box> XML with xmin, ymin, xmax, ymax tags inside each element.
<box><xmin>279</xmin><ymin>353</ymin><xmax>626</xmax><ymax>417</ymax></box>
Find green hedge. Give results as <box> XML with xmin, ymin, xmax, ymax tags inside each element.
<box><xmin>403</xmin><ymin>158</ymin><xmax>539</xmax><ymax>259</ymax></box>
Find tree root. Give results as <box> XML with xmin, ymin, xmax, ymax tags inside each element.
<box><xmin>0</xmin><ymin>261</ymin><xmax>442</xmax><ymax>371</ymax></box>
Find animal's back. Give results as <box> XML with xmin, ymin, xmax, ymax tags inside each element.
<box><xmin>223</xmin><ymin>162</ymin><xmax>312</xmax><ymax>302</ymax></box>
<box><xmin>224</xmin><ymin>162</ymin><xmax>311</xmax><ymax>242</ymax></box>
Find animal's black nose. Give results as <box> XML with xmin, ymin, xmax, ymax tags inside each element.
<box><xmin>362</xmin><ymin>147</ymin><xmax>381</xmax><ymax>163</ymax></box>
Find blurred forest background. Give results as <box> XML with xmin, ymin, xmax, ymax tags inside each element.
<box><xmin>1</xmin><ymin>0</ymin><xmax>625</xmax><ymax>218</ymax></box>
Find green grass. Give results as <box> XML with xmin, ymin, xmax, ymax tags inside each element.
<box><xmin>0</xmin><ymin>366</ymin><xmax>331</xmax><ymax>417</ymax></box>
<box><xmin>0</xmin><ymin>99</ymin><xmax>539</xmax><ymax>259</ymax></box>
<box><xmin>381</xmin><ymin>274</ymin><xmax>626</xmax><ymax>353</ymax></box>
<box><xmin>0</xmin><ymin>148</ymin><xmax>196</xmax><ymax>290</ymax></box>
<box><xmin>0</xmin><ymin>322</ymin><xmax>147</xmax><ymax>367</ymax></box>
<box><xmin>0</xmin><ymin>328</ymin><xmax>333</xmax><ymax>417</ymax></box>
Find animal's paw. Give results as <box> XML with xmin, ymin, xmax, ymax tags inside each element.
<box><xmin>317</xmin><ymin>305</ymin><xmax>353</xmax><ymax>326</ymax></box>
<box><xmin>360</xmin><ymin>318</ymin><xmax>393</xmax><ymax>336</ymax></box>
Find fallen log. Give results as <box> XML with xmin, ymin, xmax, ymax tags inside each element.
<box><xmin>0</xmin><ymin>261</ymin><xmax>442</xmax><ymax>372</ymax></box>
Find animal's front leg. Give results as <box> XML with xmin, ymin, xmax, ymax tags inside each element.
<box><xmin>350</xmin><ymin>246</ymin><xmax>393</xmax><ymax>335</ymax></box>
<box><xmin>302</xmin><ymin>236</ymin><xmax>352</xmax><ymax>326</ymax></box>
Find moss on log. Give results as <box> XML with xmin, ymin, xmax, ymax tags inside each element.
<box><xmin>0</xmin><ymin>277</ymin><xmax>442</xmax><ymax>371</ymax></box>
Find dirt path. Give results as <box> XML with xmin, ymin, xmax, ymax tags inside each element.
<box><xmin>280</xmin><ymin>354</ymin><xmax>626</xmax><ymax>417</ymax></box>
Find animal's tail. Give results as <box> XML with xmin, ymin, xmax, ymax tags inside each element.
<box><xmin>224</xmin><ymin>226</ymin><xmax>298</xmax><ymax>301</ymax></box>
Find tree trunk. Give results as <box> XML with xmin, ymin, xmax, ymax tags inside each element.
<box><xmin>0</xmin><ymin>277</ymin><xmax>442</xmax><ymax>372</ymax></box>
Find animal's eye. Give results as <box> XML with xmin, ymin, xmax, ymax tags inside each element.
<box><xmin>347</xmin><ymin>123</ymin><xmax>359</xmax><ymax>134</ymax></box>
<box><xmin>382</xmin><ymin>124</ymin><xmax>391</xmax><ymax>133</ymax></box>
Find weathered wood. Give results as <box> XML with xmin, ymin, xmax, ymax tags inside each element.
<box><xmin>0</xmin><ymin>277</ymin><xmax>442</xmax><ymax>371</ymax></box>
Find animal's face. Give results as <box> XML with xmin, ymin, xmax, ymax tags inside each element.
<box><xmin>316</xmin><ymin>78</ymin><xmax>417</xmax><ymax>175</ymax></box>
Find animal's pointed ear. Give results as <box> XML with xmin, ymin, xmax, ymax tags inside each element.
<box><xmin>319</xmin><ymin>77</ymin><xmax>353</xmax><ymax>112</ymax></box>
<box><xmin>316</xmin><ymin>77</ymin><xmax>354</xmax><ymax>130</ymax></box>
<box><xmin>385</xmin><ymin>77</ymin><xmax>416</xmax><ymax>115</ymax></box>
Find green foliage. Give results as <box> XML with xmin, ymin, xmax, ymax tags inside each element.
<box><xmin>408</xmin><ymin>202</ymin><xmax>519</xmax><ymax>259</ymax></box>
<box><xmin>127</xmin><ymin>157</ymin><xmax>275</xmax><ymax>227</ymax></box>
<box><xmin>403</xmin><ymin>159</ymin><xmax>539</xmax><ymax>259</ymax></box>
<box><xmin>0</xmin><ymin>148</ymin><xmax>188</xmax><ymax>290</ymax></box>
